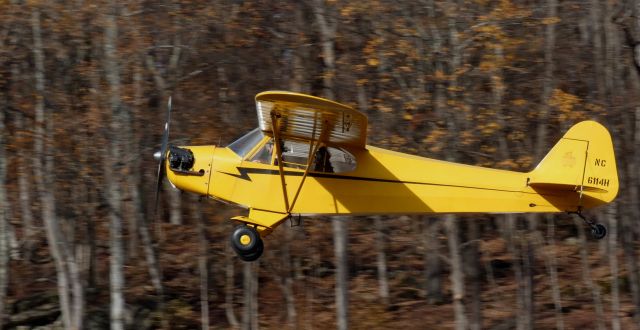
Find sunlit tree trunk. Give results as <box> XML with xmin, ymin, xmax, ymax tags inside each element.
<box><xmin>32</xmin><ymin>8</ymin><xmax>84</xmax><ymax>329</ymax></box>
<box><xmin>224</xmin><ymin>239</ymin><xmax>239</xmax><ymax>328</ymax></box>
<box><xmin>126</xmin><ymin>25</ymin><xmax>166</xmax><ymax>313</ymax></box>
<box><xmin>0</xmin><ymin>81</ymin><xmax>9</xmax><ymax>329</ymax></box>
<box><xmin>193</xmin><ymin>197</ymin><xmax>210</xmax><ymax>330</ymax></box>
<box><xmin>374</xmin><ymin>216</ymin><xmax>390</xmax><ymax>306</ymax></box>
<box><xmin>313</xmin><ymin>2</ymin><xmax>349</xmax><ymax>329</ymax></box>
<box><xmin>333</xmin><ymin>216</ymin><xmax>349</xmax><ymax>330</ymax></box>
<box><xmin>104</xmin><ymin>3</ymin><xmax>125</xmax><ymax>328</ymax></box>
<box><xmin>445</xmin><ymin>215</ymin><xmax>466</xmax><ymax>330</ymax></box>
<box><xmin>12</xmin><ymin>62</ymin><xmax>35</xmax><ymax>261</ymax></box>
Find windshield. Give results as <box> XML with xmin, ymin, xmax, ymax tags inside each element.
<box><xmin>227</xmin><ymin>128</ymin><xmax>264</xmax><ymax>157</ymax></box>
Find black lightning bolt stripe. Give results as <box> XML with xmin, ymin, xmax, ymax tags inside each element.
<box><xmin>217</xmin><ymin>166</ymin><xmax>566</xmax><ymax>196</ymax></box>
<box><xmin>219</xmin><ymin>167</ymin><xmax>301</xmax><ymax>181</ymax></box>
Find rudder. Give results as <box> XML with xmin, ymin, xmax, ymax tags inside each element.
<box><xmin>529</xmin><ymin>121</ymin><xmax>618</xmax><ymax>206</ymax></box>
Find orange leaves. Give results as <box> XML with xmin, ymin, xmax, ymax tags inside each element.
<box><xmin>363</xmin><ymin>37</ymin><xmax>382</xmax><ymax>68</ymax></box>
<box><xmin>367</xmin><ymin>58</ymin><xmax>380</xmax><ymax>67</ymax></box>
<box><xmin>511</xmin><ymin>99</ymin><xmax>527</xmax><ymax>107</ymax></box>
<box><xmin>541</xmin><ymin>16</ymin><xmax>561</xmax><ymax>25</ymax></box>
<box><xmin>422</xmin><ymin>128</ymin><xmax>447</xmax><ymax>153</ymax></box>
<box><xmin>479</xmin><ymin>122</ymin><xmax>501</xmax><ymax>136</ymax></box>
<box><xmin>548</xmin><ymin>89</ymin><xmax>585</xmax><ymax>122</ymax></box>
<box><xmin>482</xmin><ymin>0</ymin><xmax>531</xmax><ymax>21</ymax></box>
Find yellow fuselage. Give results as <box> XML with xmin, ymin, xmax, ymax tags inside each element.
<box><xmin>167</xmin><ymin>144</ymin><xmax>599</xmax><ymax>219</ymax></box>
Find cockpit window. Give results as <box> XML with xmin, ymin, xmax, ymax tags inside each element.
<box><xmin>239</xmin><ymin>132</ymin><xmax>357</xmax><ymax>173</ymax></box>
<box><xmin>228</xmin><ymin>128</ymin><xmax>264</xmax><ymax>157</ymax></box>
<box><xmin>249</xmin><ymin>139</ymin><xmax>273</xmax><ymax>164</ymax></box>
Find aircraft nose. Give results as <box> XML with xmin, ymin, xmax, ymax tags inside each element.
<box><xmin>153</xmin><ymin>150</ymin><xmax>162</xmax><ymax>161</ymax></box>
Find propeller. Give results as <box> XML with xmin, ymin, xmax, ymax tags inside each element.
<box><xmin>154</xmin><ymin>96</ymin><xmax>172</xmax><ymax>213</ymax></box>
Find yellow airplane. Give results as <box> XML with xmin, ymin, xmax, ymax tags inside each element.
<box><xmin>155</xmin><ymin>91</ymin><xmax>618</xmax><ymax>261</ymax></box>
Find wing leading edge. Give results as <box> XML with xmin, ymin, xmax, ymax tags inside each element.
<box><xmin>255</xmin><ymin>91</ymin><xmax>368</xmax><ymax>149</ymax></box>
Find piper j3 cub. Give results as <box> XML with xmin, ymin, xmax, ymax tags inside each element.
<box><xmin>155</xmin><ymin>91</ymin><xmax>619</xmax><ymax>261</ymax></box>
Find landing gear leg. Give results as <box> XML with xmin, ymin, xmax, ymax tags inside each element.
<box><xmin>230</xmin><ymin>225</ymin><xmax>264</xmax><ymax>262</ymax></box>
<box><xmin>569</xmin><ymin>209</ymin><xmax>607</xmax><ymax>240</ymax></box>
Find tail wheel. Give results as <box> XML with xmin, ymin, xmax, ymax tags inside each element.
<box><xmin>591</xmin><ymin>223</ymin><xmax>607</xmax><ymax>240</ymax></box>
<box><xmin>230</xmin><ymin>225</ymin><xmax>264</xmax><ymax>262</ymax></box>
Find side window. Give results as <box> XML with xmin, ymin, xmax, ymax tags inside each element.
<box><xmin>249</xmin><ymin>139</ymin><xmax>273</xmax><ymax>164</ymax></box>
<box><xmin>319</xmin><ymin>147</ymin><xmax>356</xmax><ymax>173</ymax></box>
<box><xmin>281</xmin><ymin>140</ymin><xmax>308</xmax><ymax>169</ymax></box>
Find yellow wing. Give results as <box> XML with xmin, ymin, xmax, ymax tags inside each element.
<box><xmin>255</xmin><ymin>91</ymin><xmax>368</xmax><ymax>149</ymax></box>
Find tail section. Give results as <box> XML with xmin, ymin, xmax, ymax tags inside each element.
<box><xmin>529</xmin><ymin>121</ymin><xmax>618</xmax><ymax>206</ymax></box>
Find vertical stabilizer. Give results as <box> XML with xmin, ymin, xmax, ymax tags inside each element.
<box><xmin>528</xmin><ymin>121</ymin><xmax>618</xmax><ymax>206</ymax></box>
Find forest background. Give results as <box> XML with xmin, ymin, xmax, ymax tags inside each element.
<box><xmin>1</xmin><ymin>0</ymin><xmax>640</xmax><ymax>329</ymax></box>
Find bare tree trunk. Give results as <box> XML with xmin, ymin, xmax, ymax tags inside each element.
<box><xmin>118</xmin><ymin>63</ymin><xmax>147</xmax><ymax>261</ymax></box>
<box><xmin>609</xmin><ymin>205</ymin><xmax>621</xmax><ymax>330</ymax></box>
<box><xmin>541</xmin><ymin>220</ymin><xmax>564</xmax><ymax>330</ymax></box>
<box><xmin>242</xmin><ymin>261</ymin><xmax>251</xmax><ymax>330</ymax></box>
<box><xmin>252</xmin><ymin>262</ymin><xmax>259</xmax><ymax>330</ymax></box>
<box><xmin>312</xmin><ymin>0</ymin><xmax>337</xmax><ymax>99</ymax></box>
<box><xmin>445</xmin><ymin>215</ymin><xmax>467</xmax><ymax>330</ymax></box>
<box><xmin>622</xmin><ymin>211</ymin><xmax>640</xmax><ymax>326</ymax></box>
<box><xmin>374</xmin><ymin>216</ymin><xmax>390</xmax><ymax>306</ymax></box>
<box><xmin>312</xmin><ymin>3</ymin><xmax>348</xmax><ymax>329</ymax></box>
<box><xmin>575</xmin><ymin>218</ymin><xmax>605</xmax><ymax>330</ymax></box>
<box><xmin>225</xmin><ymin>241</ymin><xmax>239</xmax><ymax>328</ymax></box>
<box><xmin>620</xmin><ymin>107</ymin><xmax>640</xmax><ymax>325</ymax></box>
<box><xmin>521</xmin><ymin>239</ymin><xmax>535</xmax><ymax>330</ymax></box>
<box><xmin>32</xmin><ymin>8</ymin><xmax>84</xmax><ymax>329</ymax></box>
<box><xmin>224</xmin><ymin>237</ymin><xmax>240</xmax><ymax>329</ymax></box>
<box><xmin>590</xmin><ymin>0</ymin><xmax>606</xmax><ymax>100</ymax></box>
<box><xmin>143</xmin><ymin>22</ymin><xmax>184</xmax><ymax>226</ymax></box>
<box><xmin>464</xmin><ymin>220</ymin><xmax>482</xmax><ymax>330</ymax></box>
<box><xmin>536</xmin><ymin>0</ymin><xmax>558</xmax><ymax>159</ymax></box>
<box><xmin>194</xmin><ymin>198</ymin><xmax>210</xmax><ymax>330</ymax></box>
<box><xmin>281</xmin><ymin>226</ymin><xmax>297</xmax><ymax>329</ymax></box>
<box><xmin>242</xmin><ymin>261</ymin><xmax>259</xmax><ymax>330</ymax></box>
<box><xmin>503</xmin><ymin>215</ymin><xmax>526</xmax><ymax>330</ymax></box>
<box><xmin>333</xmin><ymin>216</ymin><xmax>349</xmax><ymax>330</ymax></box>
<box><xmin>104</xmin><ymin>3</ymin><xmax>125</xmax><ymax>329</ymax></box>
<box><xmin>0</xmin><ymin>93</ymin><xmax>9</xmax><ymax>329</ymax></box>
<box><xmin>13</xmin><ymin>62</ymin><xmax>35</xmax><ymax>261</ymax></box>
<box><xmin>422</xmin><ymin>217</ymin><xmax>443</xmax><ymax>304</ymax></box>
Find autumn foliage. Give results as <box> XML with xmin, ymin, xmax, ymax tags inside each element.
<box><xmin>1</xmin><ymin>0</ymin><xmax>640</xmax><ymax>329</ymax></box>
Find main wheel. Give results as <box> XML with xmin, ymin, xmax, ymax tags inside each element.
<box><xmin>230</xmin><ymin>225</ymin><xmax>264</xmax><ymax>261</ymax></box>
<box><xmin>591</xmin><ymin>223</ymin><xmax>607</xmax><ymax>240</ymax></box>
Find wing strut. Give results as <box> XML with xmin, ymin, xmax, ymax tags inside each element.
<box><xmin>271</xmin><ymin>110</ymin><xmax>331</xmax><ymax>215</ymax></box>
<box><xmin>270</xmin><ymin>110</ymin><xmax>291</xmax><ymax>212</ymax></box>
<box><xmin>288</xmin><ymin>114</ymin><xmax>324</xmax><ymax>213</ymax></box>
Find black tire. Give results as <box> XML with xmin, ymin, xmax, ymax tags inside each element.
<box><xmin>230</xmin><ymin>225</ymin><xmax>264</xmax><ymax>261</ymax></box>
<box><xmin>591</xmin><ymin>223</ymin><xmax>607</xmax><ymax>240</ymax></box>
<box><xmin>237</xmin><ymin>238</ymin><xmax>264</xmax><ymax>262</ymax></box>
